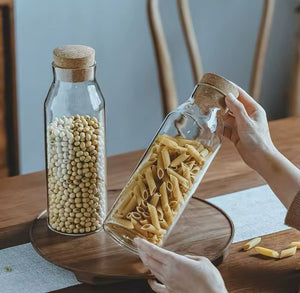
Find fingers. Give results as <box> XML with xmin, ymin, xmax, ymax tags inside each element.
<box><xmin>225</xmin><ymin>93</ymin><xmax>249</xmax><ymax>124</ymax></box>
<box><xmin>184</xmin><ymin>254</ymin><xmax>205</xmax><ymax>261</ymax></box>
<box><xmin>138</xmin><ymin>252</ymin><xmax>165</xmax><ymax>281</ymax></box>
<box><xmin>148</xmin><ymin>279</ymin><xmax>168</xmax><ymax>293</ymax></box>
<box><xmin>134</xmin><ymin>238</ymin><xmax>173</xmax><ymax>264</ymax></box>
<box><xmin>231</xmin><ymin>82</ymin><xmax>261</xmax><ymax>116</ymax></box>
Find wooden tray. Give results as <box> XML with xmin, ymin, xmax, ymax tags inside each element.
<box><xmin>30</xmin><ymin>190</ymin><xmax>234</xmax><ymax>285</ymax></box>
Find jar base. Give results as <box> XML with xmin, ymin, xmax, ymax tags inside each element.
<box><xmin>47</xmin><ymin>222</ymin><xmax>103</xmax><ymax>237</ymax></box>
<box><xmin>103</xmin><ymin>223</ymin><xmax>140</xmax><ymax>254</ymax></box>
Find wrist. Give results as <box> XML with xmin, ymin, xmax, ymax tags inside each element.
<box><xmin>254</xmin><ymin>145</ymin><xmax>281</xmax><ymax>179</ymax></box>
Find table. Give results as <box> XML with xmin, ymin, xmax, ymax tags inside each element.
<box><xmin>1</xmin><ymin>117</ymin><xmax>300</xmax><ymax>292</ymax></box>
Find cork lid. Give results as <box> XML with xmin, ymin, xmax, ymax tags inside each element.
<box><xmin>53</xmin><ymin>45</ymin><xmax>95</xmax><ymax>69</ymax></box>
<box><xmin>193</xmin><ymin>73</ymin><xmax>239</xmax><ymax>114</ymax></box>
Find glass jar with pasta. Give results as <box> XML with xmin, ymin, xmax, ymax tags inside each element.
<box><xmin>104</xmin><ymin>73</ymin><xmax>238</xmax><ymax>252</ymax></box>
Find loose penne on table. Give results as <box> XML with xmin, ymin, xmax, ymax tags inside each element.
<box><xmin>242</xmin><ymin>237</ymin><xmax>261</xmax><ymax>251</ymax></box>
<box><xmin>104</xmin><ymin>134</ymin><xmax>212</xmax><ymax>246</ymax></box>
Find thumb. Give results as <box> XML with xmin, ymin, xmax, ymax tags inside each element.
<box><xmin>225</xmin><ymin>93</ymin><xmax>249</xmax><ymax>123</ymax></box>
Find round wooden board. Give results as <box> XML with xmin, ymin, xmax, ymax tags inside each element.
<box><xmin>30</xmin><ymin>190</ymin><xmax>234</xmax><ymax>285</ymax></box>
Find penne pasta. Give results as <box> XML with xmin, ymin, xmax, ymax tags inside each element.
<box><xmin>156</xmin><ymin>205</ymin><xmax>164</xmax><ymax>220</ymax></box>
<box><xmin>141</xmin><ymin>199</ymin><xmax>148</xmax><ymax>209</ymax></box>
<box><xmin>280</xmin><ymin>246</ymin><xmax>297</xmax><ymax>259</ymax></box>
<box><xmin>112</xmin><ymin>217</ymin><xmax>134</xmax><ymax>229</ymax></box>
<box><xmin>119</xmin><ymin>192</ymin><xmax>137</xmax><ymax>216</ymax></box>
<box><xmin>137</xmin><ymin>180</ymin><xmax>148</xmax><ymax>200</ymax></box>
<box><xmin>152</xmin><ymin>165</ymin><xmax>158</xmax><ymax>182</ymax></box>
<box><xmin>242</xmin><ymin>237</ymin><xmax>261</xmax><ymax>251</ymax></box>
<box><xmin>186</xmin><ymin>160</ymin><xmax>196</xmax><ymax>170</ymax></box>
<box><xmin>140</xmin><ymin>219</ymin><xmax>150</xmax><ymax>225</ymax></box>
<box><xmin>107</xmin><ymin>134</ymin><xmax>212</xmax><ymax>246</ymax></box>
<box><xmin>170</xmin><ymin>153</ymin><xmax>189</xmax><ymax>167</ymax></box>
<box><xmin>156</xmin><ymin>152</ymin><xmax>164</xmax><ymax>179</ymax></box>
<box><xmin>255</xmin><ymin>247</ymin><xmax>279</xmax><ymax>258</ymax></box>
<box><xmin>131</xmin><ymin>218</ymin><xmax>148</xmax><ymax>237</ymax></box>
<box><xmin>175</xmin><ymin>136</ymin><xmax>199</xmax><ymax>147</ymax></box>
<box><xmin>289</xmin><ymin>242</ymin><xmax>300</xmax><ymax>248</ymax></box>
<box><xmin>126</xmin><ymin>212</ymin><xmax>132</xmax><ymax>219</ymax></box>
<box><xmin>191</xmin><ymin>166</ymin><xmax>201</xmax><ymax>175</ymax></box>
<box><xmin>141</xmin><ymin>224</ymin><xmax>166</xmax><ymax>236</ymax></box>
<box><xmin>150</xmin><ymin>152</ymin><xmax>158</xmax><ymax>161</ymax></box>
<box><xmin>116</xmin><ymin>190</ymin><xmax>134</xmax><ymax>214</ymax></box>
<box><xmin>143</xmin><ymin>211</ymin><xmax>151</xmax><ymax>219</ymax></box>
<box><xmin>150</xmin><ymin>193</ymin><xmax>161</xmax><ymax>207</ymax></box>
<box><xmin>133</xmin><ymin>184</ymin><xmax>143</xmax><ymax>205</ymax></box>
<box><xmin>167</xmin><ymin>168</ymin><xmax>189</xmax><ymax>188</ymax></box>
<box><xmin>158</xmin><ymin>135</ymin><xmax>179</xmax><ymax>149</ymax></box>
<box><xmin>186</xmin><ymin>144</ymin><xmax>205</xmax><ymax>165</ymax></box>
<box><xmin>161</xmin><ymin>147</ymin><xmax>171</xmax><ymax>169</ymax></box>
<box><xmin>199</xmin><ymin>148</ymin><xmax>209</xmax><ymax>158</ymax></box>
<box><xmin>159</xmin><ymin>218</ymin><xmax>169</xmax><ymax>229</ymax></box>
<box><xmin>145</xmin><ymin>167</ymin><xmax>157</xmax><ymax>195</ymax></box>
<box><xmin>147</xmin><ymin>203</ymin><xmax>161</xmax><ymax>230</ymax></box>
<box><xmin>169</xmin><ymin>174</ymin><xmax>184</xmax><ymax>203</ymax></box>
<box><xmin>159</xmin><ymin>182</ymin><xmax>169</xmax><ymax>208</ymax></box>
<box><xmin>163</xmin><ymin>174</ymin><xmax>173</xmax><ymax>192</ymax></box>
<box><xmin>131</xmin><ymin>211</ymin><xmax>142</xmax><ymax>220</ymax></box>
<box><xmin>136</xmin><ymin>206</ymin><xmax>145</xmax><ymax>214</ymax></box>
<box><xmin>162</xmin><ymin>204</ymin><xmax>173</xmax><ymax>226</ymax></box>
<box><xmin>140</xmin><ymin>159</ymin><xmax>157</xmax><ymax>172</ymax></box>
<box><xmin>169</xmin><ymin>200</ymin><xmax>179</xmax><ymax>212</ymax></box>
<box><xmin>182</xmin><ymin>163</ymin><xmax>192</xmax><ymax>187</ymax></box>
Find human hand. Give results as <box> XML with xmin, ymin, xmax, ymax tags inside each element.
<box><xmin>134</xmin><ymin>238</ymin><xmax>227</xmax><ymax>293</ymax></box>
<box><xmin>223</xmin><ymin>86</ymin><xmax>277</xmax><ymax>171</ymax></box>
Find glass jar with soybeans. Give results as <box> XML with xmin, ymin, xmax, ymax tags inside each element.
<box><xmin>44</xmin><ymin>45</ymin><xmax>106</xmax><ymax>235</ymax></box>
<box><xmin>104</xmin><ymin>73</ymin><xmax>238</xmax><ymax>252</ymax></box>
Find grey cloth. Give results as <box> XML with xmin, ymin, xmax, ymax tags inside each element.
<box><xmin>0</xmin><ymin>185</ymin><xmax>288</xmax><ymax>293</ymax></box>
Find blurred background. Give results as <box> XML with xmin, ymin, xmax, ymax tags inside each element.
<box><xmin>1</xmin><ymin>0</ymin><xmax>299</xmax><ymax>174</ymax></box>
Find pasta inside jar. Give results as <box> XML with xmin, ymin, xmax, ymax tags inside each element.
<box><xmin>104</xmin><ymin>134</ymin><xmax>213</xmax><ymax>247</ymax></box>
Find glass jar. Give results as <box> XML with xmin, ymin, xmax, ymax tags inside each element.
<box><xmin>104</xmin><ymin>73</ymin><xmax>238</xmax><ymax>252</ymax></box>
<box><xmin>44</xmin><ymin>45</ymin><xmax>106</xmax><ymax>235</ymax></box>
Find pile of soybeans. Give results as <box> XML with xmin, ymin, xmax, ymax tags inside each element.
<box><xmin>47</xmin><ymin>115</ymin><xmax>106</xmax><ymax>234</ymax></box>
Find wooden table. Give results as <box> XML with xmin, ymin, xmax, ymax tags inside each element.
<box><xmin>1</xmin><ymin>117</ymin><xmax>300</xmax><ymax>292</ymax></box>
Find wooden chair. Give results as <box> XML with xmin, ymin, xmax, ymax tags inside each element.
<box><xmin>147</xmin><ymin>0</ymin><xmax>275</xmax><ymax>117</ymax></box>
<box><xmin>0</xmin><ymin>0</ymin><xmax>19</xmax><ymax>176</ymax></box>
<box><xmin>289</xmin><ymin>5</ymin><xmax>300</xmax><ymax>116</ymax></box>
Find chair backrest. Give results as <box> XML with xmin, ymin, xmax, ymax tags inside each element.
<box><xmin>147</xmin><ymin>0</ymin><xmax>275</xmax><ymax>117</ymax></box>
<box><xmin>0</xmin><ymin>0</ymin><xmax>19</xmax><ymax>177</ymax></box>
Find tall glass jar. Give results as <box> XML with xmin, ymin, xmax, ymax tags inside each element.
<box><xmin>44</xmin><ymin>45</ymin><xmax>106</xmax><ymax>235</ymax></box>
<box><xmin>104</xmin><ymin>73</ymin><xmax>238</xmax><ymax>252</ymax></box>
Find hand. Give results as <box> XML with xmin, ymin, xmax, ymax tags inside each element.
<box><xmin>134</xmin><ymin>238</ymin><xmax>227</xmax><ymax>293</ymax></box>
<box><xmin>223</xmin><ymin>86</ymin><xmax>277</xmax><ymax>171</ymax></box>
<box><xmin>223</xmin><ymin>86</ymin><xmax>300</xmax><ymax>209</ymax></box>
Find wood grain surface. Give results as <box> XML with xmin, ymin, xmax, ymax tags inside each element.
<box><xmin>30</xmin><ymin>194</ymin><xmax>233</xmax><ymax>284</ymax></box>
<box><xmin>50</xmin><ymin>229</ymin><xmax>300</xmax><ymax>293</ymax></box>
<box><xmin>0</xmin><ymin>117</ymin><xmax>299</xmax><ymax>250</ymax></box>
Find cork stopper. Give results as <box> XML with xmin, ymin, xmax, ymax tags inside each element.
<box><xmin>53</xmin><ymin>45</ymin><xmax>95</xmax><ymax>69</ymax></box>
<box><xmin>193</xmin><ymin>73</ymin><xmax>239</xmax><ymax>114</ymax></box>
